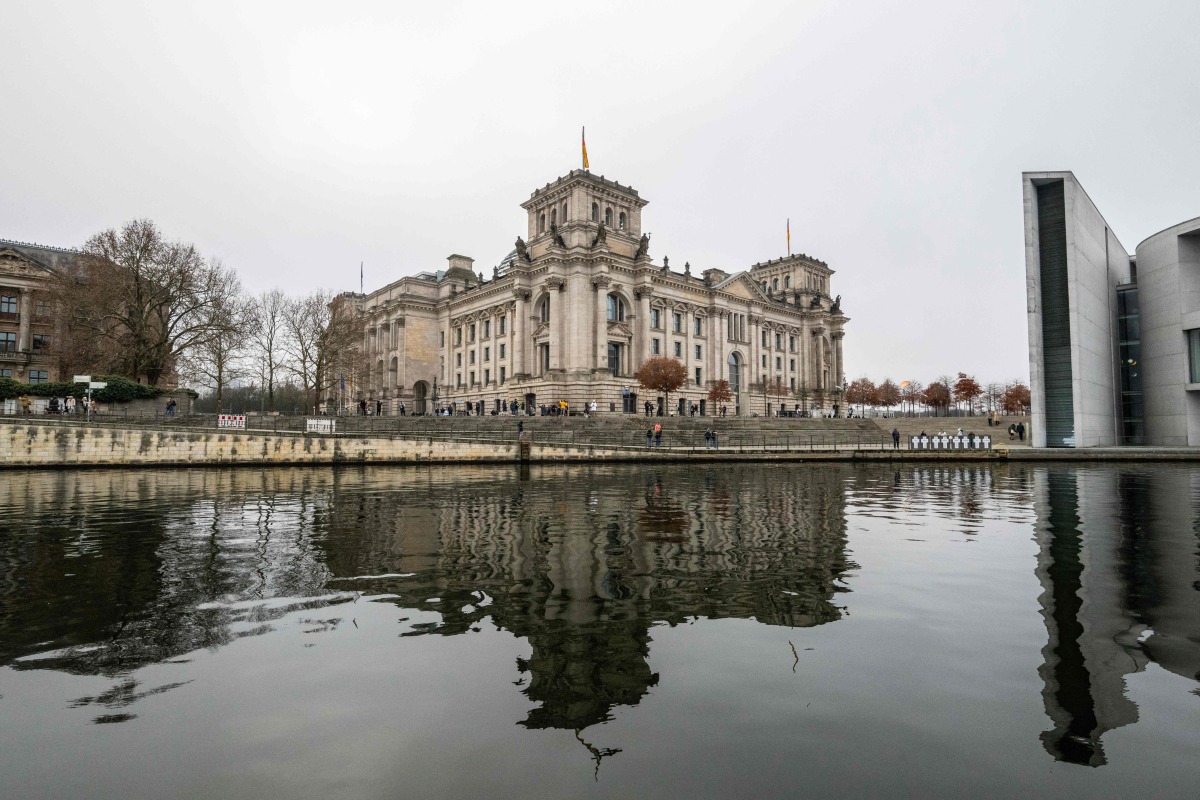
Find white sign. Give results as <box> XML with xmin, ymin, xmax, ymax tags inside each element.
<box><xmin>217</xmin><ymin>415</ymin><xmax>246</xmax><ymax>429</ymax></box>
<box><xmin>88</xmin><ymin>381</ymin><xmax>108</xmax><ymax>390</ymax></box>
<box><xmin>306</xmin><ymin>418</ymin><xmax>336</xmax><ymax>434</ymax></box>
<box><xmin>73</xmin><ymin>375</ymin><xmax>92</xmax><ymax>383</ymax></box>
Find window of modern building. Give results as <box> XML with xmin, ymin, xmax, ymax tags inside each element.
<box><xmin>652</xmin><ymin>338</ymin><xmax>661</xmax><ymax>355</ymax></box>
<box><xmin>499</xmin><ymin>316</ymin><xmax>507</xmax><ymax>335</ymax></box>
<box><xmin>695</xmin><ymin>368</ymin><xmax>702</xmax><ymax>386</ymax></box>
<box><xmin>673</xmin><ymin>312</ymin><xmax>682</xmax><ymax>333</ymax></box>
<box><xmin>499</xmin><ymin>343</ymin><xmax>506</xmax><ymax>359</ymax></box>
<box><xmin>651</xmin><ymin>309</ymin><xmax>661</xmax><ymax>329</ymax></box>
<box><xmin>32</xmin><ymin>334</ymin><xmax>49</xmax><ymax>353</ymax></box>
<box><xmin>0</xmin><ymin>332</ymin><xmax>14</xmax><ymax>352</ymax></box>
<box><xmin>28</xmin><ymin>370</ymin><xmax>47</xmax><ymax>384</ymax></box>
<box><xmin>1188</xmin><ymin>329</ymin><xmax>1200</xmax><ymax>384</ymax></box>
<box><xmin>694</xmin><ymin>317</ymin><xmax>702</xmax><ymax>337</ymax></box>
<box><xmin>694</xmin><ymin>344</ymin><xmax>702</xmax><ymax>360</ymax></box>
<box><xmin>607</xmin><ymin>293</ymin><xmax>627</xmax><ymax>322</ymax></box>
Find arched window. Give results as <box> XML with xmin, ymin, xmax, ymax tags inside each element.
<box><xmin>605</xmin><ymin>207</ymin><xmax>613</xmax><ymax>226</ymax></box>
<box><xmin>551</xmin><ymin>208</ymin><xmax>557</xmax><ymax>226</ymax></box>
<box><xmin>784</xmin><ymin>276</ymin><xmax>791</xmax><ymax>289</ymax></box>
<box><xmin>538</xmin><ymin>295</ymin><xmax>551</xmax><ymax>323</ymax></box>
<box><xmin>538</xmin><ymin>213</ymin><xmax>546</xmax><ymax>234</ymax></box>
<box><xmin>728</xmin><ymin>352</ymin><xmax>741</xmax><ymax>395</ymax></box>
<box><xmin>772</xmin><ymin>278</ymin><xmax>779</xmax><ymax>291</ymax></box>
<box><xmin>606</xmin><ymin>293</ymin><xmax>626</xmax><ymax>322</ymax></box>
<box><xmin>618</xmin><ymin>212</ymin><xmax>627</xmax><ymax>231</ymax></box>
<box><xmin>591</xmin><ymin>203</ymin><xmax>598</xmax><ymax>222</ymax></box>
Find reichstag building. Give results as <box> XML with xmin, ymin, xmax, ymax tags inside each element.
<box><xmin>334</xmin><ymin>169</ymin><xmax>848</xmax><ymax>416</ymax></box>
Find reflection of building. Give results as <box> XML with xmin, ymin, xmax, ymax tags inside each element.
<box><xmin>1023</xmin><ymin>172</ymin><xmax>1200</xmax><ymax>446</ymax></box>
<box><xmin>0</xmin><ymin>240</ymin><xmax>76</xmax><ymax>383</ymax></box>
<box><xmin>1031</xmin><ymin>466</ymin><xmax>1200</xmax><ymax>766</ymax></box>
<box><xmin>321</xmin><ymin>463</ymin><xmax>855</xmax><ymax>730</ymax></box>
<box><xmin>333</xmin><ymin>169</ymin><xmax>848</xmax><ymax>416</ymax></box>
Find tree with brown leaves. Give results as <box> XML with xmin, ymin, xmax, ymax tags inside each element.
<box><xmin>1001</xmin><ymin>382</ymin><xmax>1031</xmax><ymax>415</ymax></box>
<box><xmin>953</xmin><ymin>372</ymin><xmax>983</xmax><ymax>415</ymax></box>
<box><xmin>635</xmin><ymin>356</ymin><xmax>687</xmax><ymax>415</ymax></box>
<box><xmin>707</xmin><ymin>378</ymin><xmax>733</xmax><ymax>407</ymax></box>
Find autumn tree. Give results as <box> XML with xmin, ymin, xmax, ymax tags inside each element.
<box><xmin>57</xmin><ymin>219</ymin><xmax>241</xmax><ymax>386</ymax></box>
<box><xmin>922</xmin><ymin>382</ymin><xmax>951</xmax><ymax>415</ymax></box>
<box><xmin>876</xmin><ymin>378</ymin><xmax>901</xmax><ymax>415</ymax></box>
<box><xmin>707</xmin><ymin>379</ymin><xmax>733</xmax><ymax>410</ymax></box>
<box><xmin>953</xmin><ymin>372</ymin><xmax>983</xmax><ymax>415</ymax></box>
<box><xmin>1001</xmin><ymin>382</ymin><xmax>1031</xmax><ymax>415</ymax></box>
<box><xmin>845</xmin><ymin>377</ymin><xmax>877</xmax><ymax>417</ymax></box>
<box><xmin>635</xmin><ymin>356</ymin><xmax>687</xmax><ymax>415</ymax></box>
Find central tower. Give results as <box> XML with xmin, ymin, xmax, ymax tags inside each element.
<box><xmin>520</xmin><ymin>170</ymin><xmax>647</xmax><ymax>255</ymax></box>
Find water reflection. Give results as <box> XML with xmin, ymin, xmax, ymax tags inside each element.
<box><xmin>1032</xmin><ymin>467</ymin><xmax>1200</xmax><ymax>766</ymax></box>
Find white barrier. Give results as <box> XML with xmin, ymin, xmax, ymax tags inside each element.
<box><xmin>217</xmin><ymin>414</ymin><xmax>246</xmax><ymax>429</ymax></box>
<box><xmin>909</xmin><ymin>434</ymin><xmax>991</xmax><ymax>450</ymax></box>
<box><xmin>306</xmin><ymin>418</ymin><xmax>336</xmax><ymax>434</ymax></box>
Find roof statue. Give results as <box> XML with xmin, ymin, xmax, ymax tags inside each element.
<box><xmin>636</xmin><ymin>233</ymin><xmax>650</xmax><ymax>258</ymax></box>
<box><xmin>515</xmin><ymin>236</ymin><xmax>531</xmax><ymax>262</ymax></box>
<box><xmin>831</xmin><ymin>295</ymin><xmax>841</xmax><ymax>314</ymax></box>
<box><xmin>550</xmin><ymin>223</ymin><xmax>566</xmax><ymax>248</ymax></box>
<box><xmin>592</xmin><ymin>222</ymin><xmax>607</xmax><ymax>247</ymax></box>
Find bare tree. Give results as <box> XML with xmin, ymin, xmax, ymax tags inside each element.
<box><xmin>56</xmin><ymin>219</ymin><xmax>237</xmax><ymax>386</ymax></box>
<box><xmin>284</xmin><ymin>290</ymin><xmax>362</xmax><ymax>414</ymax></box>
<box><xmin>178</xmin><ymin>266</ymin><xmax>254</xmax><ymax>415</ymax></box>
<box><xmin>251</xmin><ymin>288</ymin><xmax>289</xmax><ymax>412</ymax></box>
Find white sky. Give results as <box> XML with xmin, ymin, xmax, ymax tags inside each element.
<box><xmin>4</xmin><ymin>0</ymin><xmax>1199</xmax><ymax>385</ymax></box>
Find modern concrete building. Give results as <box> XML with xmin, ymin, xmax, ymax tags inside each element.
<box><xmin>1024</xmin><ymin>171</ymin><xmax>1200</xmax><ymax>446</ymax></box>
<box><xmin>333</xmin><ymin>168</ymin><xmax>849</xmax><ymax>416</ymax></box>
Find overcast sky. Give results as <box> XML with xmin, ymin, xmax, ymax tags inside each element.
<box><xmin>4</xmin><ymin>1</ymin><xmax>1199</xmax><ymax>385</ymax></box>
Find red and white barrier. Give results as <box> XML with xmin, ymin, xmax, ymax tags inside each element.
<box><xmin>217</xmin><ymin>414</ymin><xmax>246</xmax><ymax>429</ymax></box>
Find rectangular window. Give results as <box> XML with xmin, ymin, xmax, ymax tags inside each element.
<box><xmin>694</xmin><ymin>345</ymin><xmax>702</xmax><ymax>360</ymax></box>
<box><xmin>455</xmin><ymin>328</ymin><xmax>462</xmax><ymax>346</ymax></box>
<box><xmin>457</xmin><ymin>373</ymin><xmax>462</xmax><ymax>387</ymax></box>
<box><xmin>694</xmin><ymin>318</ymin><xmax>702</xmax><ymax>337</ymax></box>
<box><xmin>456</xmin><ymin>353</ymin><xmax>462</xmax><ymax>367</ymax></box>
<box><xmin>673</xmin><ymin>312</ymin><xmax>682</xmax><ymax>333</ymax></box>
<box><xmin>761</xmin><ymin>354</ymin><xmax>767</xmax><ymax>368</ymax></box>
<box><xmin>776</xmin><ymin>356</ymin><xmax>782</xmax><ymax>370</ymax></box>
<box><xmin>484</xmin><ymin>320</ymin><xmax>491</xmax><ymax>338</ymax></box>
<box><xmin>440</xmin><ymin>331</ymin><xmax>445</xmax><ymax>348</ymax></box>
<box><xmin>0</xmin><ymin>295</ymin><xmax>17</xmax><ymax>318</ymax></box>
<box><xmin>499</xmin><ymin>343</ymin><xmax>506</xmax><ymax>359</ymax></box>
<box><xmin>0</xmin><ymin>332</ymin><xmax>15</xmax><ymax>352</ymax></box>
<box><xmin>674</xmin><ymin>341</ymin><xmax>682</xmax><ymax>358</ymax></box>
<box><xmin>789</xmin><ymin>335</ymin><xmax>796</xmax><ymax>352</ymax></box>
<box><xmin>470</xmin><ymin>370</ymin><xmax>475</xmax><ymax>385</ymax></box>
<box><xmin>790</xmin><ymin>359</ymin><xmax>795</xmax><ymax>372</ymax></box>
<box><xmin>470</xmin><ymin>351</ymin><xmax>476</xmax><ymax>365</ymax></box>
<box><xmin>695</xmin><ymin>368</ymin><xmax>702</xmax><ymax>386</ymax></box>
<box><xmin>35</xmin><ymin>299</ymin><xmax>51</xmax><ymax>318</ymax></box>
<box><xmin>32</xmin><ymin>334</ymin><xmax>49</xmax><ymax>353</ymax></box>
<box><xmin>499</xmin><ymin>316</ymin><xmax>507</xmax><ymax>335</ymax></box>
<box><xmin>0</xmin><ymin>368</ymin><xmax>11</xmax><ymax>378</ymax></box>
<box><xmin>775</xmin><ymin>333</ymin><xmax>783</xmax><ymax>350</ymax></box>
<box><xmin>652</xmin><ymin>338</ymin><xmax>661</xmax><ymax>355</ymax></box>
<box><xmin>28</xmin><ymin>370</ymin><xmax>48</xmax><ymax>384</ymax></box>
<box><xmin>469</xmin><ymin>323</ymin><xmax>476</xmax><ymax>342</ymax></box>
<box><xmin>1188</xmin><ymin>329</ymin><xmax>1200</xmax><ymax>384</ymax></box>
<box><xmin>762</xmin><ymin>330</ymin><xmax>768</xmax><ymax>347</ymax></box>
<box><xmin>500</xmin><ymin>366</ymin><xmax>506</xmax><ymax>384</ymax></box>
<box><xmin>484</xmin><ymin>369</ymin><xmax>490</xmax><ymax>385</ymax></box>
<box><xmin>651</xmin><ymin>309</ymin><xmax>661</xmax><ymax>329</ymax></box>
<box><xmin>484</xmin><ymin>347</ymin><xmax>490</xmax><ymax>362</ymax></box>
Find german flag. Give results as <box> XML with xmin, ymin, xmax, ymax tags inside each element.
<box><xmin>582</xmin><ymin>127</ymin><xmax>589</xmax><ymax>170</ymax></box>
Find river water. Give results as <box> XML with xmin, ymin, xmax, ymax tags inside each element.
<box><xmin>0</xmin><ymin>463</ymin><xmax>1196</xmax><ymax>798</ymax></box>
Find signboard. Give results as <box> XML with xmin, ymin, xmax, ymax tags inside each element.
<box><xmin>306</xmin><ymin>418</ymin><xmax>336</xmax><ymax>434</ymax></box>
<box><xmin>73</xmin><ymin>375</ymin><xmax>92</xmax><ymax>383</ymax></box>
<box><xmin>89</xmin><ymin>381</ymin><xmax>107</xmax><ymax>390</ymax></box>
<box><xmin>217</xmin><ymin>415</ymin><xmax>247</xmax><ymax>429</ymax></box>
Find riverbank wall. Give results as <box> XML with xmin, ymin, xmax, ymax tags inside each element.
<box><xmin>2</xmin><ymin>422</ymin><xmax>1198</xmax><ymax>468</ymax></box>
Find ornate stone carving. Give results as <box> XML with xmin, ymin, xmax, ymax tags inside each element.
<box><xmin>592</xmin><ymin>223</ymin><xmax>607</xmax><ymax>247</ymax></box>
<box><xmin>515</xmin><ymin>236</ymin><xmax>531</xmax><ymax>262</ymax></box>
<box><xmin>633</xmin><ymin>286</ymin><xmax>651</xmax><ymax>301</ymax></box>
<box><xmin>831</xmin><ymin>330</ymin><xmax>845</xmax><ymax>341</ymax></box>
<box><xmin>830</xmin><ymin>295</ymin><xmax>842</xmax><ymax>314</ymax></box>
<box><xmin>546</xmin><ymin>277</ymin><xmax>566</xmax><ymax>292</ymax></box>
<box><xmin>513</xmin><ymin>287</ymin><xmax>532</xmax><ymax>301</ymax></box>
<box><xmin>550</xmin><ymin>223</ymin><xmax>566</xmax><ymax>248</ymax></box>
<box><xmin>591</xmin><ymin>275</ymin><xmax>612</xmax><ymax>290</ymax></box>
<box><xmin>636</xmin><ymin>233</ymin><xmax>650</xmax><ymax>258</ymax></box>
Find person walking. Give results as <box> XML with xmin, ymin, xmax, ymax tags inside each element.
<box><xmin>892</xmin><ymin>427</ymin><xmax>900</xmax><ymax>450</ymax></box>
<box><xmin>399</xmin><ymin>401</ymin><xmax>406</xmax><ymax>416</ymax></box>
<box><xmin>517</xmin><ymin>420</ymin><xmax>524</xmax><ymax>437</ymax></box>
<box><xmin>19</xmin><ymin>394</ymin><xmax>31</xmax><ymax>415</ymax></box>
<box><xmin>704</xmin><ymin>428</ymin><xmax>712</xmax><ymax>449</ymax></box>
<box><xmin>654</xmin><ymin>422</ymin><xmax>662</xmax><ymax>448</ymax></box>
<box><xmin>645</xmin><ymin>427</ymin><xmax>653</xmax><ymax>448</ymax></box>
<box><xmin>1017</xmin><ymin>422</ymin><xmax>1026</xmax><ymax>442</ymax></box>
<box><xmin>1008</xmin><ymin>423</ymin><xmax>1016</xmax><ymax>441</ymax></box>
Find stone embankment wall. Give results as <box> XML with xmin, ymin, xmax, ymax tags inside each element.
<box><xmin>0</xmin><ymin>423</ymin><xmax>612</xmax><ymax>467</ymax></box>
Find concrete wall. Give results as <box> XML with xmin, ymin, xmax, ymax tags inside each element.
<box><xmin>1024</xmin><ymin>172</ymin><xmax>1130</xmax><ymax>447</ymax></box>
<box><xmin>1135</xmin><ymin>218</ymin><xmax>1200</xmax><ymax>445</ymax></box>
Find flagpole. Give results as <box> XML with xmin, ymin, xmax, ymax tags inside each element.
<box><xmin>787</xmin><ymin>218</ymin><xmax>791</xmax><ymax>257</ymax></box>
<box><xmin>360</xmin><ymin>261</ymin><xmax>363</xmax><ymax>294</ymax></box>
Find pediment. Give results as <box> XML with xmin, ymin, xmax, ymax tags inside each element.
<box><xmin>607</xmin><ymin>321</ymin><xmax>633</xmax><ymax>338</ymax></box>
<box><xmin>721</xmin><ymin>274</ymin><xmax>762</xmax><ymax>301</ymax></box>
<box><xmin>0</xmin><ymin>247</ymin><xmax>57</xmax><ymax>278</ymax></box>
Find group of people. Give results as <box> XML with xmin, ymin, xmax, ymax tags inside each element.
<box><xmin>354</xmin><ymin>399</ymin><xmax>407</xmax><ymax>416</ymax></box>
<box><xmin>642</xmin><ymin>401</ymin><xmax>730</xmax><ymax>417</ymax></box>
<box><xmin>16</xmin><ymin>394</ymin><xmax>95</xmax><ymax>415</ymax></box>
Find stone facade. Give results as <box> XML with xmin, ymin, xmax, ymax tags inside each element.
<box><xmin>335</xmin><ymin>170</ymin><xmax>848</xmax><ymax>416</ymax></box>
<box><xmin>0</xmin><ymin>240</ymin><xmax>75</xmax><ymax>384</ymax></box>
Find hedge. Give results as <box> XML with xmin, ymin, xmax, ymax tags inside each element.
<box><xmin>0</xmin><ymin>375</ymin><xmax>164</xmax><ymax>403</ymax></box>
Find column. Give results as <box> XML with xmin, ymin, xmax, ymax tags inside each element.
<box><xmin>832</xmin><ymin>331</ymin><xmax>845</xmax><ymax>389</ymax></box>
<box><xmin>513</xmin><ymin>290</ymin><xmax>529</xmax><ymax>378</ymax></box>
<box><xmin>683</xmin><ymin>305</ymin><xmax>692</xmax><ymax>388</ymax></box>
<box><xmin>593</xmin><ymin>276</ymin><xmax>610</xmax><ymax>372</ymax></box>
<box><xmin>636</xmin><ymin>288</ymin><xmax>651</xmax><ymax>368</ymax></box>
<box><xmin>552</xmin><ymin>278</ymin><xmax>566</xmax><ymax>371</ymax></box>
<box><xmin>17</xmin><ymin>288</ymin><xmax>32</xmax><ymax>352</ymax></box>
